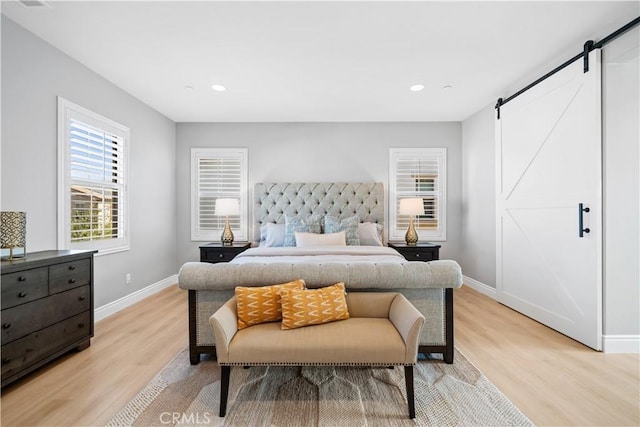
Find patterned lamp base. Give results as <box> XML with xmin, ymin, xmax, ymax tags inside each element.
<box><xmin>405</xmin><ymin>218</ymin><xmax>419</xmax><ymax>246</ymax></box>
<box><xmin>221</xmin><ymin>216</ymin><xmax>234</xmax><ymax>246</ymax></box>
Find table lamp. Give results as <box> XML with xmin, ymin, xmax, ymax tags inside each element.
<box><xmin>1</xmin><ymin>211</ymin><xmax>27</xmax><ymax>260</ymax></box>
<box><xmin>398</xmin><ymin>198</ymin><xmax>424</xmax><ymax>245</ymax></box>
<box><xmin>215</xmin><ymin>198</ymin><xmax>239</xmax><ymax>246</ymax></box>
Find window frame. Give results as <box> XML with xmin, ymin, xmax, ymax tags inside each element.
<box><xmin>388</xmin><ymin>147</ymin><xmax>447</xmax><ymax>242</ymax></box>
<box><xmin>190</xmin><ymin>148</ymin><xmax>249</xmax><ymax>242</ymax></box>
<box><xmin>57</xmin><ymin>97</ymin><xmax>130</xmax><ymax>255</ymax></box>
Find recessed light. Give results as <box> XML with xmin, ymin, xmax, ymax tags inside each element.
<box><xmin>410</xmin><ymin>84</ymin><xmax>425</xmax><ymax>92</ymax></box>
<box><xmin>211</xmin><ymin>84</ymin><xmax>226</xmax><ymax>92</ymax></box>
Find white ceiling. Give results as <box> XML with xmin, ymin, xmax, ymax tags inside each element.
<box><xmin>2</xmin><ymin>1</ymin><xmax>638</xmax><ymax>122</ymax></box>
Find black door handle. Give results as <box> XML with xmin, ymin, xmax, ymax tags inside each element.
<box><xmin>579</xmin><ymin>203</ymin><xmax>590</xmax><ymax>238</ymax></box>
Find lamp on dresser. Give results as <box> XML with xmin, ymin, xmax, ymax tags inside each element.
<box><xmin>215</xmin><ymin>198</ymin><xmax>239</xmax><ymax>246</ymax></box>
<box><xmin>1</xmin><ymin>211</ymin><xmax>27</xmax><ymax>260</ymax></box>
<box><xmin>398</xmin><ymin>198</ymin><xmax>424</xmax><ymax>246</ymax></box>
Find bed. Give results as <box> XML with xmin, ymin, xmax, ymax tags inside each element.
<box><xmin>178</xmin><ymin>182</ymin><xmax>463</xmax><ymax>364</ymax></box>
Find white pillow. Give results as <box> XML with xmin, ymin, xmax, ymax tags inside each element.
<box><xmin>358</xmin><ymin>222</ymin><xmax>383</xmax><ymax>246</ymax></box>
<box><xmin>295</xmin><ymin>231</ymin><xmax>346</xmax><ymax>247</ymax></box>
<box><xmin>259</xmin><ymin>223</ymin><xmax>286</xmax><ymax>247</ymax></box>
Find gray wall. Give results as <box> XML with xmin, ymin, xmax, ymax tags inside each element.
<box><xmin>460</xmin><ymin>28</ymin><xmax>640</xmax><ymax>336</ymax></box>
<box><xmin>602</xmin><ymin>27</ymin><xmax>639</xmax><ymax>336</ymax></box>
<box><xmin>461</xmin><ymin>104</ymin><xmax>496</xmax><ymax>288</ymax></box>
<box><xmin>176</xmin><ymin>122</ymin><xmax>462</xmax><ymax>266</ymax></box>
<box><xmin>1</xmin><ymin>17</ymin><xmax>178</xmax><ymax>308</ymax></box>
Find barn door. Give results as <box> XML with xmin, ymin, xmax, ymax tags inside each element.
<box><xmin>496</xmin><ymin>50</ymin><xmax>602</xmax><ymax>350</ymax></box>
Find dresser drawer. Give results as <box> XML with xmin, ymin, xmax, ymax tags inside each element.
<box><xmin>201</xmin><ymin>251</ymin><xmax>238</xmax><ymax>263</ymax></box>
<box><xmin>402</xmin><ymin>250</ymin><xmax>437</xmax><ymax>261</ymax></box>
<box><xmin>1</xmin><ymin>267</ymin><xmax>48</xmax><ymax>310</ymax></box>
<box><xmin>1</xmin><ymin>311</ymin><xmax>91</xmax><ymax>380</ymax></box>
<box><xmin>49</xmin><ymin>259</ymin><xmax>91</xmax><ymax>293</ymax></box>
<box><xmin>1</xmin><ymin>285</ymin><xmax>91</xmax><ymax>345</ymax></box>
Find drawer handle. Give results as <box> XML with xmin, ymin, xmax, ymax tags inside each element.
<box><xmin>78</xmin><ymin>323</ymin><xmax>86</xmax><ymax>328</ymax></box>
<box><xmin>69</xmin><ymin>278</ymin><xmax>77</xmax><ymax>284</ymax></box>
<box><xmin>2</xmin><ymin>358</ymin><xmax>11</xmax><ymax>365</ymax></box>
<box><xmin>2</xmin><ymin>323</ymin><xmax>11</xmax><ymax>329</ymax></box>
<box><xmin>17</xmin><ymin>276</ymin><xmax>26</xmax><ymax>282</ymax></box>
<box><xmin>79</xmin><ymin>296</ymin><xmax>86</xmax><ymax>301</ymax></box>
<box><xmin>18</xmin><ymin>291</ymin><xmax>27</xmax><ymax>298</ymax></box>
<box><xmin>415</xmin><ymin>253</ymin><xmax>420</xmax><ymax>258</ymax></box>
<box><xmin>219</xmin><ymin>254</ymin><xmax>224</xmax><ymax>258</ymax></box>
<box><xmin>69</xmin><ymin>265</ymin><xmax>76</xmax><ymax>271</ymax></box>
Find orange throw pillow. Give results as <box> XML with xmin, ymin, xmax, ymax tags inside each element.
<box><xmin>280</xmin><ymin>282</ymin><xmax>350</xmax><ymax>330</ymax></box>
<box><xmin>235</xmin><ymin>279</ymin><xmax>305</xmax><ymax>329</ymax></box>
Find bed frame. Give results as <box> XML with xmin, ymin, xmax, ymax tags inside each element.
<box><xmin>184</xmin><ymin>182</ymin><xmax>457</xmax><ymax>364</ymax></box>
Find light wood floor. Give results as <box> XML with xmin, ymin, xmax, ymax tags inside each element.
<box><xmin>1</xmin><ymin>284</ymin><xmax>638</xmax><ymax>426</ymax></box>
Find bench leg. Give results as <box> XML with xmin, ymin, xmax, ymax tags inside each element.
<box><xmin>219</xmin><ymin>366</ymin><xmax>230</xmax><ymax>417</ymax></box>
<box><xmin>404</xmin><ymin>365</ymin><xmax>416</xmax><ymax>419</ymax></box>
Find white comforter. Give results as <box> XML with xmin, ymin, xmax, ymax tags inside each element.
<box><xmin>230</xmin><ymin>246</ymin><xmax>406</xmax><ymax>264</ymax></box>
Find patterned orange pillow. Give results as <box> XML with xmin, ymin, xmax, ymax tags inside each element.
<box><xmin>235</xmin><ymin>280</ymin><xmax>305</xmax><ymax>329</ymax></box>
<box><xmin>280</xmin><ymin>282</ymin><xmax>350</xmax><ymax>330</ymax></box>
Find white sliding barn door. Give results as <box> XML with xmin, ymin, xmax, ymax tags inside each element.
<box><xmin>496</xmin><ymin>50</ymin><xmax>602</xmax><ymax>350</ymax></box>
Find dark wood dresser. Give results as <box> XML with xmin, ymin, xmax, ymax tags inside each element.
<box><xmin>1</xmin><ymin>250</ymin><xmax>96</xmax><ymax>387</ymax></box>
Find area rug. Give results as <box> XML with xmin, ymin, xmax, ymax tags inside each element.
<box><xmin>107</xmin><ymin>347</ymin><xmax>533</xmax><ymax>426</ymax></box>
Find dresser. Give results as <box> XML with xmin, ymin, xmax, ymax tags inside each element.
<box><xmin>1</xmin><ymin>250</ymin><xmax>96</xmax><ymax>387</ymax></box>
<box><xmin>387</xmin><ymin>242</ymin><xmax>441</xmax><ymax>262</ymax></box>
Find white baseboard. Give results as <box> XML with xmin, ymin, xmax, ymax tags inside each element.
<box><xmin>602</xmin><ymin>335</ymin><xmax>640</xmax><ymax>353</ymax></box>
<box><xmin>94</xmin><ymin>274</ymin><xmax>178</xmax><ymax>323</ymax></box>
<box><xmin>462</xmin><ymin>275</ymin><xmax>497</xmax><ymax>299</ymax></box>
<box><xmin>462</xmin><ymin>277</ymin><xmax>639</xmax><ymax>354</ymax></box>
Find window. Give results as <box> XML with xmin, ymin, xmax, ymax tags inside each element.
<box><xmin>191</xmin><ymin>148</ymin><xmax>248</xmax><ymax>241</ymax></box>
<box><xmin>389</xmin><ymin>148</ymin><xmax>447</xmax><ymax>241</ymax></box>
<box><xmin>57</xmin><ymin>97</ymin><xmax>129</xmax><ymax>254</ymax></box>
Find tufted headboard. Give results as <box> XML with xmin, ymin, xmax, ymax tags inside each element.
<box><xmin>253</xmin><ymin>182</ymin><xmax>384</xmax><ymax>241</ymax></box>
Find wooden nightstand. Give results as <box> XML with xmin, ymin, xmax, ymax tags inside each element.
<box><xmin>199</xmin><ymin>242</ymin><xmax>251</xmax><ymax>263</ymax></box>
<box><xmin>387</xmin><ymin>242</ymin><xmax>441</xmax><ymax>262</ymax></box>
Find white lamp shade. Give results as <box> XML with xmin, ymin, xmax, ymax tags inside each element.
<box><xmin>398</xmin><ymin>198</ymin><xmax>425</xmax><ymax>216</ymax></box>
<box><xmin>214</xmin><ymin>198</ymin><xmax>240</xmax><ymax>216</ymax></box>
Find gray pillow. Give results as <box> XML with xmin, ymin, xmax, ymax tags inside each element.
<box><xmin>259</xmin><ymin>223</ymin><xmax>286</xmax><ymax>247</ymax></box>
<box><xmin>358</xmin><ymin>222</ymin><xmax>383</xmax><ymax>246</ymax></box>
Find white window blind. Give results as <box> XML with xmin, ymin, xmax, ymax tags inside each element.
<box><xmin>389</xmin><ymin>148</ymin><xmax>447</xmax><ymax>241</ymax></box>
<box><xmin>58</xmin><ymin>97</ymin><xmax>129</xmax><ymax>254</ymax></box>
<box><xmin>191</xmin><ymin>148</ymin><xmax>248</xmax><ymax>241</ymax></box>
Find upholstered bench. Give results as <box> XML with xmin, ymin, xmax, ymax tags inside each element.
<box><xmin>209</xmin><ymin>291</ymin><xmax>425</xmax><ymax>418</ymax></box>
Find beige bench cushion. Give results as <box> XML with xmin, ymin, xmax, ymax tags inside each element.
<box><xmin>225</xmin><ymin>318</ymin><xmax>407</xmax><ymax>366</ymax></box>
<box><xmin>211</xmin><ymin>292</ymin><xmax>425</xmax><ymax>366</ymax></box>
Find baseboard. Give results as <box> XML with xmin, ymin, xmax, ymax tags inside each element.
<box><xmin>94</xmin><ymin>274</ymin><xmax>178</xmax><ymax>323</ymax></box>
<box><xmin>462</xmin><ymin>275</ymin><xmax>497</xmax><ymax>299</ymax></box>
<box><xmin>602</xmin><ymin>335</ymin><xmax>640</xmax><ymax>353</ymax></box>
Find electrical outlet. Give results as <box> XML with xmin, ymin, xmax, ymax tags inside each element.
<box><xmin>126</xmin><ymin>273</ymin><xmax>131</xmax><ymax>284</ymax></box>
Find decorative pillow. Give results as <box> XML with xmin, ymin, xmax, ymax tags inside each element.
<box><xmin>358</xmin><ymin>222</ymin><xmax>384</xmax><ymax>246</ymax></box>
<box><xmin>324</xmin><ymin>215</ymin><xmax>360</xmax><ymax>245</ymax></box>
<box><xmin>295</xmin><ymin>231</ymin><xmax>346</xmax><ymax>247</ymax></box>
<box><xmin>284</xmin><ymin>214</ymin><xmax>322</xmax><ymax>247</ymax></box>
<box><xmin>280</xmin><ymin>282</ymin><xmax>350</xmax><ymax>330</ymax></box>
<box><xmin>259</xmin><ymin>223</ymin><xmax>286</xmax><ymax>247</ymax></box>
<box><xmin>235</xmin><ymin>279</ymin><xmax>306</xmax><ymax>329</ymax></box>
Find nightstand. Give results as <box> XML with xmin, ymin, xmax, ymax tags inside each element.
<box><xmin>387</xmin><ymin>242</ymin><xmax>441</xmax><ymax>262</ymax></box>
<box><xmin>199</xmin><ymin>242</ymin><xmax>251</xmax><ymax>263</ymax></box>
